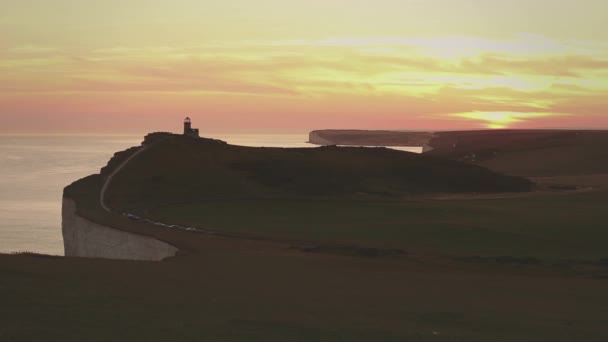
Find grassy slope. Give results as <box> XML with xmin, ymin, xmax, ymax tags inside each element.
<box><xmin>105</xmin><ymin>135</ymin><xmax>531</xmax><ymax>211</ymax></box>
<box><xmin>150</xmin><ymin>191</ymin><xmax>608</xmax><ymax>260</ymax></box>
<box><xmin>67</xmin><ymin>160</ymin><xmax>608</xmax><ymax>261</ymax></box>
<box><xmin>310</xmin><ymin>129</ymin><xmax>608</xmax><ymax>177</ymax></box>
<box><xmin>428</xmin><ymin>130</ymin><xmax>608</xmax><ymax>177</ymax></box>
<box><xmin>2</xmin><ymin>249</ymin><xmax>608</xmax><ymax>342</ymax></box>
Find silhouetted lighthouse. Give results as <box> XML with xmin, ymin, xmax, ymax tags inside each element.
<box><xmin>183</xmin><ymin>117</ymin><xmax>200</xmax><ymax>137</ymax></box>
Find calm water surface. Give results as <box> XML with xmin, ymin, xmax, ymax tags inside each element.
<box><xmin>0</xmin><ymin>134</ymin><xmax>419</xmax><ymax>255</ymax></box>
<box><xmin>0</xmin><ymin>136</ymin><xmax>142</xmax><ymax>255</ymax></box>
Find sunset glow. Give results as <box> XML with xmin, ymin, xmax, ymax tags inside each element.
<box><xmin>452</xmin><ymin>111</ymin><xmax>562</xmax><ymax>129</ymax></box>
<box><xmin>1</xmin><ymin>0</ymin><xmax>607</xmax><ymax>133</ymax></box>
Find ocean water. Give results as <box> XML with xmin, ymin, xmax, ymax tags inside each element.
<box><xmin>0</xmin><ymin>134</ymin><xmax>420</xmax><ymax>255</ymax></box>
<box><xmin>0</xmin><ymin>135</ymin><xmax>143</xmax><ymax>255</ymax></box>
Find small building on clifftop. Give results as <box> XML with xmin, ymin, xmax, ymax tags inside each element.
<box><xmin>183</xmin><ymin>117</ymin><xmax>199</xmax><ymax>138</ymax></box>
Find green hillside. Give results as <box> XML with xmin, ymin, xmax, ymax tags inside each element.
<box><xmin>105</xmin><ymin>134</ymin><xmax>532</xmax><ymax>211</ymax></box>
<box><xmin>428</xmin><ymin>130</ymin><xmax>608</xmax><ymax>177</ymax></box>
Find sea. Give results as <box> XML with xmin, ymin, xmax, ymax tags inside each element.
<box><xmin>0</xmin><ymin>134</ymin><xmax>421</xmax><ymax>255</ymax></box>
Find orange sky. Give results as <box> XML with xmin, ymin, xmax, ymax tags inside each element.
<box><xmin>1</xmin><ymin>0</ymin><xmax>607</xmax><ymax>134</ymax></box>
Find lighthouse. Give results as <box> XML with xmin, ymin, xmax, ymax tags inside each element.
<box><xmin>183</xmin><ymin>117</ymin><xmax>200</xmax><ymax>138</ymax></box>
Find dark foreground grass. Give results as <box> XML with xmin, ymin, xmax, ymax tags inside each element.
<box><xmin>1</xmin><ymin>247</ymin><xmax>608</xmax><ymax>342</ymax></box>
<box><xmin>151</xmin><ymin>190</ymin><xmax>608</xmax><ymax>260</ymax></box>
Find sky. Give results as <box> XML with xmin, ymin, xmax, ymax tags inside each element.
<box><xmin>1</xmin><ymin>0</ymin><xmax>607</xmax><ymax>134</ymax></box>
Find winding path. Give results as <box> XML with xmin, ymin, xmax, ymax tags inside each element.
<box><xmin>99</xmin><ymin>145</ymin><xmax>151</xmax><ymax>212</ymax></box>
<box><xmin>97</xmin><ymin>137</ymin><xmax>214</xmax><ymax>234</ymax></box>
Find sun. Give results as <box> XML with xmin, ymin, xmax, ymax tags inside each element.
<box><xmin>451</xmin><ymin>111</ymin><xmax>560</xmax><ymax>129</ymax></box>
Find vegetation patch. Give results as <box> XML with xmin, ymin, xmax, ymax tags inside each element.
<box><xmin>293</xmin><ymin>244</ymin><xmax>407</xmax><ymax>258</ymax></box>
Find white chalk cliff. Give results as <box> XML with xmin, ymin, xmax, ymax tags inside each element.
<box><xmin>62</xmin><ymin>198</ymin><xmax>177</xmax><ymax>261</ymax></box>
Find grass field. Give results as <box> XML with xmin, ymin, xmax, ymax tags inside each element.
<box><xmin>2</xmin><ymin>244</ymin><xmax>608</xmax><ymax>342</ymax></box>
<box><xmin>150</xmin><ymin>191</ymin><xmax>608</xmax><ymax>260</ymax></box>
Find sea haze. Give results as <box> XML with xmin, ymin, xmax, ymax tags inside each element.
<box><xmin>0</xmin><ymin>135</ymin><xmax>143</xmax><ymax>255</ymax></box>
<box><xmin>0</xmin><ymin>133</ymin><xmax>420</xmax><ymax>255</ymax></box>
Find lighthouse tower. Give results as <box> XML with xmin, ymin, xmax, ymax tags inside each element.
<box><xmin>183</xmin><ymin>117</ymin><xmax>200</xmax><ymax>137</ymax></box>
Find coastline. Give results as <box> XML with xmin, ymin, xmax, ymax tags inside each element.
<box><xmin>62</xmin><ymin>198</ymin><xmax>177</xmax><ymax>261</ymax></box>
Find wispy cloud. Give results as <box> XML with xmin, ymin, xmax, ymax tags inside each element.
<box><xmin>6</xmin><ymin>45</ymin><xmax>59</xmax><ymax>54</ymax></box>
<box><xmin>1</xmin><ymin>34</ymin><xmax>607</xmax><ymax>128</ymax></box>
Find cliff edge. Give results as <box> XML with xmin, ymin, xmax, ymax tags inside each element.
<box><xmin>61</xmin><ymin>133</ymin><xmax>183</xmax><ymax>260</ymax></box>
<box><xmin>62</xmin><ymin>198</ymin><xmax>177</xmax><ymax>260</ymax></box>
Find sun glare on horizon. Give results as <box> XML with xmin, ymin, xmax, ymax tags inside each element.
<box><xmin>452</xmin><ymin>111</ymin><xmax>564</xmax><ymax>129</ymax></box>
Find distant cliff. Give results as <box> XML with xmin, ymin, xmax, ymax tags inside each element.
<box><xmin>309</xmin><ymin>130</ymin><xmax>435</xmax><ymax>149</ymax></box>
<box><xmin>310</xmin><ymin>129</ymin><xmax>608</xmax><ymax>177</ymax></box>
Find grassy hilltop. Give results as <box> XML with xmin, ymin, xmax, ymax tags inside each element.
<box><xmin>104</xmin><ymin>133</ymin><xmax>531</xmax><ymax>211</ymax></box>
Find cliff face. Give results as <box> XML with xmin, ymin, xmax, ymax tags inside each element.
<box><xmin>309</xmin><ymin>130</ymin><xmax>435</xmax><ymax>148</ymax></box>
<box><xmin>62</xmin><ymin>198</ymin><xmax>177</xmax><ymax>261</ymax></box>
<box><xmin>308</xmin><ymin>131</ymin><xmax>335</xmax><ymax>145</ymax></box>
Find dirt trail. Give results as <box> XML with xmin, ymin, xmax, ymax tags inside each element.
<box><xmin>99</xmin><ymin>145</ymin><xmax>149</xmax><ymax>212</ymax></box>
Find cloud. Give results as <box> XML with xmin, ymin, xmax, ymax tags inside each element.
<box><xmin>1</xmin><ymin>34</ymin><xmax>607</xmax><ymax>129</ymax></box>
<box><xmin>458</xmin><ymin>54</ymin><xmax>608</xmax><ymax>77</ymax></box>
<box><xmin>450</xmin><ymin>111</ymin><xmax>567</xmax><ymax>129</ymax></box>
<box><xmin>6</xmin><ymin>45</ymin><xmax>58</xmax><ymax>54</ymax></box>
